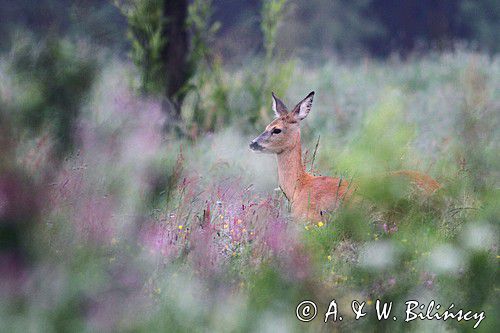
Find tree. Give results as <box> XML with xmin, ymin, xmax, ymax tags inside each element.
<box><xmin>118</xmin><ymin>0</ymin><xmax>191</xmax><ymax>121</ymax></box>
<box><xmin>161</xmin><ymin>0</ymin><xmax>190</xmax><ymax>117</ymax></box>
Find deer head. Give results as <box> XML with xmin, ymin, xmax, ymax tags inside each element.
<box><xmin>249</xmin><ymin>91</ymin><xmax>314</xmax><ymax>154</ymax></box>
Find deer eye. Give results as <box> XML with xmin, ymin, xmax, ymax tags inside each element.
<box><xmin>272</xmin><ymin>128</ymin><xmax>282</xmax><ymax>134</ymax></box>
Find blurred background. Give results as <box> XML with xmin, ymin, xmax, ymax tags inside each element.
<box><xmin>1</xmin><ymin>0</ymin><xmax>499</xmax><ymax>56</ymax></box>
<box><xmin>0</xmin><ymin>1</ymin><xmax>498</xmax><ymax>332</ymax></box>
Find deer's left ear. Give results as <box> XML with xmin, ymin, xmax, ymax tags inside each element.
<box><xmin>292</xmin><ymin>91</ymin><xmax>314</xmax><ymax>121</ymax></box>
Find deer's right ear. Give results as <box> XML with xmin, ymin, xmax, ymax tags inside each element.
<box><xmin>272</xmin><ymin>92</ymin><xmax>288</xmax><ymax>117</ymax></box>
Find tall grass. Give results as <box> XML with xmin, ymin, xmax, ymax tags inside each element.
<box><xmin>0</xmin><ymin>49</ymin><xmax>498</xmax><ymax>331</ymax></box>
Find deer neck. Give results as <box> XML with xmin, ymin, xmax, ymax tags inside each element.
<box><xmin>276</xmin><ymin>136</ymin><xmax>306</xmax><ymax>202</ymax></box>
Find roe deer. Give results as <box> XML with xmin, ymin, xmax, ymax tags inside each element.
<box><xmin>249</xmin><ymin>91</ymin><xmax>440</xmax><ymax>221</ymax></box>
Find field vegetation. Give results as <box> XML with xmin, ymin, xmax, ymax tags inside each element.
<box><xmin>0</xmin><ymin>1</ymin><xmax>498</xmax><ymax>332</ymax></box>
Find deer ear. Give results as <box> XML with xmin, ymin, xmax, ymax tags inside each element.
<box><xmin>292</xmin><ymin>91</ymin><xmax>314</xmax><ymax>121</ymax></box>
<box><xmin>272</xmin><ymin>92</ymin><xmax>288</xmax><ymax>117</ymax></box>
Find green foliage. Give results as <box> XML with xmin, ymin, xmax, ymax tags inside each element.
<box><xmin>182</xmin><ymin>0</ymin><xmax>294</xmax><ymax>133</ymax></box>
<box><xmin>7</xmin><ymin>35</ymin><xmax>97</xmax><ymax>156</ymax></box>
<box><xmin>261</xmin><ymin>0</ymin><xmax>287</xmax><ymax>61</ymax></box>
<box><xmin>245</xmin><ymin>0</ymin><xmax>294</xmax><ymax>128</ymax></box>
<box><xmin>187</xmin><ymin>0</ymin><xmax>220</xmax><ymax>67</ymax></box>
<box><xmin>183</xmin><ymin>0</ymin><xmax>230</xmax><ymax>134</ymax></box>
<box><xmin>117</xmin><ymin>0</ymin><xmax>166</xmax><ymax>94</ymax></box>
<box><xmin>335</xmin><ymin>91</ymin><xmax>415</xmax><ymax>178</ymax></box>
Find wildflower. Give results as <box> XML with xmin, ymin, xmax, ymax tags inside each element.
<box><xmin>223</xmin><ymin>224</ymin><xmax>229</xmax><ymax>229</ymax></box>
<box><xmin>388</xmin><ymin>277</ymin><xmax>396</xmax><ymax>286</ymax></box>
<box><xmin>422</xmin><ymin>272</ymin><xmax>436</xmax><ymax>289</ymax></box>
<box><xmin>327</xmin><ymin>255</ymin><xmax>332</xmax><ymax>261</ymax></box>
<box><xmin>178</xmin><ymin>225</ymin><xmax>183</xmax><ymax>230</ymax></box>
<box><xmin>305</xmin><ymin>225</ymin><xmax>310</xmax><ymax>230</ymax></box>
<box><xmin>383</xmin><ymin>222</ymin><xmax>398</xmax><ymax>234</ymax></box>
<box><xmin>219</xmin><ymin>214</ymin><xmax>224</xmax><ymax>219</ymax></box>
<box><xmin>317</xmin><ymin>221</ymin><xmax>324</xmax><ymax>227</ymax></box>
<box><xmin>237</xmin><ymin>219</ymin><xmax>242</xmax><ymax>224</ymax></box>
<box><xmin>367</xmin><ymin>299</ymin><xmax>373</xmax><ymax>305</ymax></box>
<box><xmin>242</xmin><ymin>228</ymin><xmax>247</xmax><ymax>233</ymax></box>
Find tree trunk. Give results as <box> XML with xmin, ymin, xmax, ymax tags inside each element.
<box><xmin>161</xmin><ymin>0</ymin><xmax>190</xmax><ymax>121</ymax></box>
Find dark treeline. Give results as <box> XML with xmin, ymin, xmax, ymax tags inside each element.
<box><xmin>0</xmin><ymin>0</ymin><xmax>128</xmax><ymax>51</ymax></box>
<box><xmin>367</xmin><ymin>0</ymin><xmax>499</xmax><ymax>56</ymax></box>
<box><xmin>0</xmin><ymin>0</ymin><xmax>498</xmax><ymax>59</ymax></box>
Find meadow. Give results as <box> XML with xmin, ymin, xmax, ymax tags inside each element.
<box><xmin>0</xmin><ymin>47</ymin><xmax>498</xmax><ymax>332</ymax></box>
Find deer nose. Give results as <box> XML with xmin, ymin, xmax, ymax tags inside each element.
<box><xmin>249</xmin><ymin>141</ymin><xmax>262</xmax><ymax>151</ymax></box>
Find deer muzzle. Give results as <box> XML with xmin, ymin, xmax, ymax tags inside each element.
<box><xmin>249</xmin><ymin>140</ymin><xmax>263</xmax><ymax>151</ymax></box>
